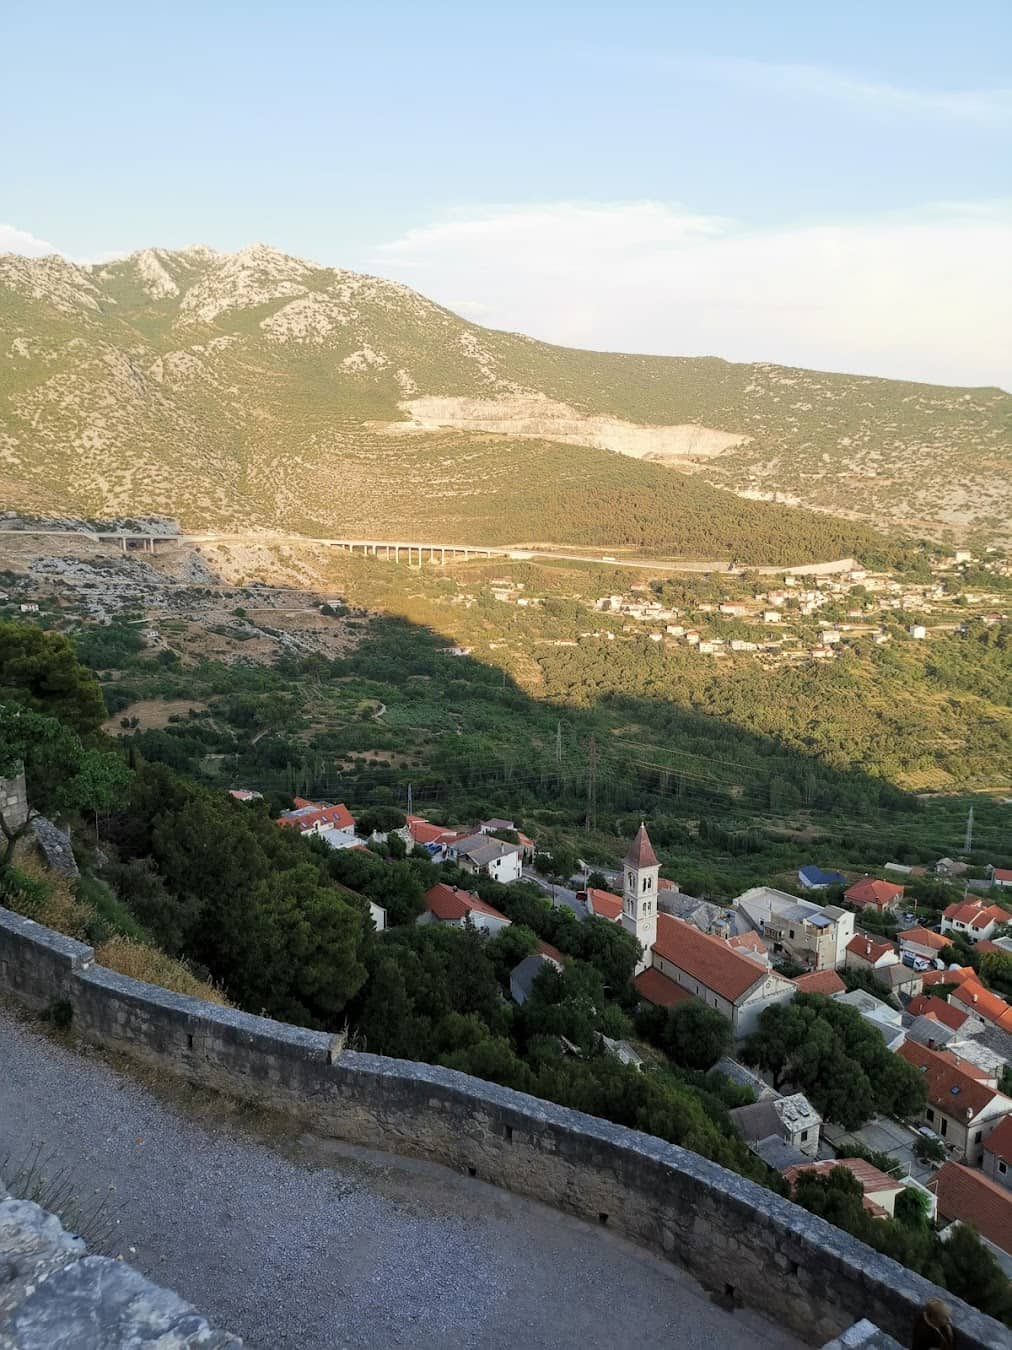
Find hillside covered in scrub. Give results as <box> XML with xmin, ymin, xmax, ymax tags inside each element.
<box><xmin>1</xmin><ymin>245</ymin><xmax>1008</xmax><ymax>559</ymax></box>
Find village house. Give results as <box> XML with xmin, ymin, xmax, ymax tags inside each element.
<box><xmin>896</xmin><ymin>927</ymin><xmax>950</xmax><ymax>963</ymax></box>
<box><xmin>662</xmin><ymin>892</ymin><xmax>744</xmax><ymax>941</ymax></box>
<box><xmin>710</xmin><ymin>1057</ymin><xmax>778</xmax><ymax>1102</ymax></box>
<box><xmin>898</xmin><ymin>1040</ymin><xmax>1012</xmax><ymax>1165</ymax></box>
<box><xmin>404</xmin><ymin>814</ymin><xmax>462</xmax><ymax>859</ymax></box>
<box><xmin>762</xmin><ymin>609</ymin><xmax>782</xmax><ymax>624</ymax></box>
<box><xmin>834</xmin><ymin>989</ymin><xmax>906</xmax><ymax>1051</ymax></box>
<box><xmin>448</xmin><ymin>833</ymin><xmax>523</xmax><ymax>883</ymax></box>
<box><xmin>417</xmin><ymin>883</ymin><xmax>512</xmax><ymax>934</ymax></box>
<box><xmin>942</xmin><ymin>899</ymin><xmax>1010</xmax><ymax>944</ymax></box>
<box><xmin>479</xmin><ymin>818</ymin><xmax>537</xmax><ymax>860</ymax></box>
<box><xmin>989</xmin><ymin>866</ymin><xmax>1012</xmax><ymax>891</ymax></box>
<box><xmin>277</xmin><ymin>798</ymin><xmax>359</xmax><ymax>850</ymax></box>
<box><xmin>949</xmin><ymin>977</ymin><xmax>1012</xmax><ymax>1034</ymax></box>
<box><xmin>784</xmin><ymin>1159</ymin><xmax>905</xmax><ymax>1219</ymax></box>
<box><xmin>581</xmin><ymin>887</ymin><xmax>623</xmax><ymax>922</ymax></box>
<box><xmin>844</xmin><ymin>877</ymin><xmax>905</xmax><ymax>915</ymax></box>
<box><xmin>906</xmin><ymin>994</ymin><xmax>970</xmax><ymax>1037</ymax></box>
<box><xmin>845</xmin><ymin>934</ymin><xmax>899</xmax><ymax>974</ymax></box>
<box><xmin>509</xmin><ymin>942</ymin><xmax>563</xmax><ymax>1005</ymax></box>
<box><xmin>982</xmin><ymin>1114</ymin><xmax>1012</xmax><ymax>1190</ymax></box>
<box><xmin>623</xmin><ymin>827</ymin><xmax>796</xmax><ymax>1036</ymax></box>
<box><xmin>791</xmin><ymin>969</ymin><xmax>846</xmax><ymax>996</ymax></box>
<box><xmin>936</xmin><ymin>857</ymin><xmax>970</xmax><ymax>878</ymax></box>
<box><xmin>228</xmin><ymin>788</ymin><xmax>263</xmax><ymax>802</ymax></box>
<box><xmin>933</xmin><ymin>1162</ymin><xmax>1012</xmax><ymax>1272</ymax></box>
<box><xmin>729</xmin><ymin>1093</ymin><xmax>822</xmax><ymax>1161</ymax></box>
<box><xmin>736</xmin><ymin>887</ymin><xmax>854</xmax><ymax>971</ymax></box>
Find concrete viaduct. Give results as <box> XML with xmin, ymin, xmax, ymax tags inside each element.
<box><xmin>93</xmin><ymin>532</ymin><xmax>503</xmax><ymax>564</ymax></box>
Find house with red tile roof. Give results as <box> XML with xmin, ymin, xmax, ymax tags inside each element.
<box><xmin>278</xmin><ymin>798</ymin><xmax>358</xmax><ymax>848</ymax></box>
<box><xmin>896</xmin><ymin>927</ymin><xmax>949</xmax><ymax>962</ymax></box>
<box><xmin>942</xmin><ymin>900</ymin><xmax>1011</xmax><ymax>944</ymax></box>
<box><xmin>844</xmin><ymin>934</ymin><xmax>898</xmax><ymax>972</ymax></box>
<box><xmin>922</xmin><ymin>965</ymin><xmax>976</xmax><ymax>991</ymax></box>
<box><xmin>727</xmin><ymin>931</ymin><xmax>770</xmax><ymax>966</ymax></box>
<box><xmin>983</xmin><ymin>1114</ymin><xmax>1012</xmax><ymax>1191</ymax></box>
<box><xmin>405</xmin><ymin>814</ymin><xmax>464</xmax><ymax>855</ymax></box>
<box><xmin>949</xmin><ymin>977</ymin><xmax>1012</xmax><ymax>1033</ymax></box>
<box><xmin>417</xmin><ymin>883</ymin><xmax>511</xmax><ymax>934</ymax></box>
<box><xmin>898</xmin><ymin>1040</ymin><xmax>1012</xmax><ymax>1164</ymax></box>
<box><xmin>905</xmin><ymin>995</ymin><xmax>969</xmax><ymax>1032</ymax></box>
<box><xmin>784</xmin><ymin>1159</ymin><xmax>905</xmax><ymax>1219</ymax></box>
<box><xmin>989</xmin><ymin>866</ymin><xmax>1012</xmax><ymax>891</ymax></box>
<box><xmin>844</xmin><ymin>878</ymin><xmax>905</xmax><ymax>914</ymax></box>
<box><xmin>581</xmin><ymin>887</ymin><xmax>623</xmax><ymax>922</ymax></box>
<box><xmin>933</xmin><ymin>1161</ymin><xmax>1012</xmax><ymax>1261</ymax></box>
<box><xmin>791</xmin><ymin>969</ymin><xmax>846</xmax><ymax>996</ymax></box>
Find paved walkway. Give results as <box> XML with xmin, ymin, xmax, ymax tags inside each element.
<box><xmin>0</xmin><ymin>1008</ymin><xmax>804</xmax><ymax>1350</ymax></box>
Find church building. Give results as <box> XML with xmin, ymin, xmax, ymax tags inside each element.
<box><xmin>621</xmin><ymin>824</ymin><xmax>796</xmax><ymax>1038</ymax></box>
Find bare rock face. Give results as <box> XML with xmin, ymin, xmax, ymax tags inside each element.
<box><xmin>132</xmin><ymin>249</ymin><xmax>180</xmax><ymax>300</ymax></box>
<box><xmin>0</xmin><ymin>255</ymin><xmax>103</xmax><ymax>315</ymax></box>
<box><xmin>0</xmin><ymin>1191</ymin><xmax>241</xmax><ymax>1349</ymax></box>
<box><xmin>30</xmin><ymin>817</ymin><xmax>79</xmax><ymax>879</ymax></box>
<box><xmin>396</xmin><ymin>394</ymin><xmax>749</xmax><ymax>463</ymax></box>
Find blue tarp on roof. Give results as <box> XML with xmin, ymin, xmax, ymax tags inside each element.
<box><xmin>798</xmin><ymin>864</ymin><xmax>845</xmax><ymax>887</ymax></box>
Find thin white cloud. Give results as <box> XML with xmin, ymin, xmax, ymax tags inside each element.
<box><xmin>375</xmin><ymin>201</ymin><xmax>1012</xmax><ymax>389</ymax></box>
<box><xmin>653</xmin><ymin>56</ymin><xmax>1012</xmax><ymax>127</ymax></box>
<box><xmin>0</xmin><ymin>224</ymin><xmax>62</xmax><ymax>257</ymax></box>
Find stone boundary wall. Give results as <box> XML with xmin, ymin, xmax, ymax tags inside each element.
<box><xmin>0</xmin><ymin>904</ymin><xmax>1004</xmax><ymax>1350</ymax></box>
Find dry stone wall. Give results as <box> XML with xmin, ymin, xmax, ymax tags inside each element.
<box><xmin>0</xmin><ymin>904</ymin><xmax>1005</xmax><ymax>1350</ymax></box>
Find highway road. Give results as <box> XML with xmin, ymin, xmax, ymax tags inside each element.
<box><xmin>0</xmin><ymin>527</ymin><xmax>856</xmax><ymax>577</ymax></box>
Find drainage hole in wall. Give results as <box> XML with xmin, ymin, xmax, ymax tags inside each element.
<box><xmin>467</xmin><ymin>1167</ymin><xmax>476</xmax><ymax>1177</ymax></box>
<box><xmin>598</xmin><ymin>1213</ymin><xmax>609</xmax><ymax>1226</ymax></box>
<box><xmin>505</xmin><ymin>1125</ymin><xmax>513</xmax><ymax>1143</ymax></box>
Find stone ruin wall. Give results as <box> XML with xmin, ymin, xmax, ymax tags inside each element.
<box><xmin>0</xmin><ymin>903</ymin><xmax>1003</xmax><ymax>1350</ymax></box>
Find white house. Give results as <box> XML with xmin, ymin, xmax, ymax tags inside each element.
<box><xmin>942</xmin><ymin>900</ymin><xmax>1010</xmax><ymax>944</ymax></box>
<box><xmin>449</xmin><ymin>833</ymin><xmax>523</xmax><ymax>883</ymax></box>
<box><xmin>278</xmin><ymin>798</ymin><xmax>359</xmax><ymax>849</ymax></box>
<box><xmin>418</xmin><ymin>884</ymin><xmax>512</xmax><ymax>934</ymax></box>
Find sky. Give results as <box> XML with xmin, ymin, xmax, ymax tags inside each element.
<box><xmin>2</xmin><ymin>1</ymin><xmax>1011</xmax><ymax>388</ymax></box>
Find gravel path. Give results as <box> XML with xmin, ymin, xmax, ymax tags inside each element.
<box><xmin>0</xmin><ymin>1007</ymin><xmax>804</xmax><ymax>1350</ymax></box>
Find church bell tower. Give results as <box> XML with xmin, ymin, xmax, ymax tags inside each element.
<box><xmin>621</xmin><ymin>823</ymin><xmax>659</xmax><ymax>974</ymax></box>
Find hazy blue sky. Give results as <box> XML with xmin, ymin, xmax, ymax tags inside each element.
<box><xmin>3</xmin><ymin>2</ymin><xmax>1010</xmax><ymax>385</ymax></box>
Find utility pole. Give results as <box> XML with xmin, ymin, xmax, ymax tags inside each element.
<box><xmin>406</xmin><ymin>783</ymin><xmax>413</xmax><ymax>816</ymax></box>
<box><xmin>964</xmin><ymin>805</ymin><xmax>974</xmax><ymax>854</ymax></box>
<box><xmin>586</xmin><ymin>737</ymin><xmax>597</xmax><ymax>833</ymax></box>
<box><xmin>555</xmin><ymin>720</ymin><xmax>563</xmax><ymax>765</ymax></box>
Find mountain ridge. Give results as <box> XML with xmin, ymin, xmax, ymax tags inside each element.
<box><xmin>1</xmin><ymin>244</ymin><xmax>1009</xmax><ymax>553</ymax></box>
